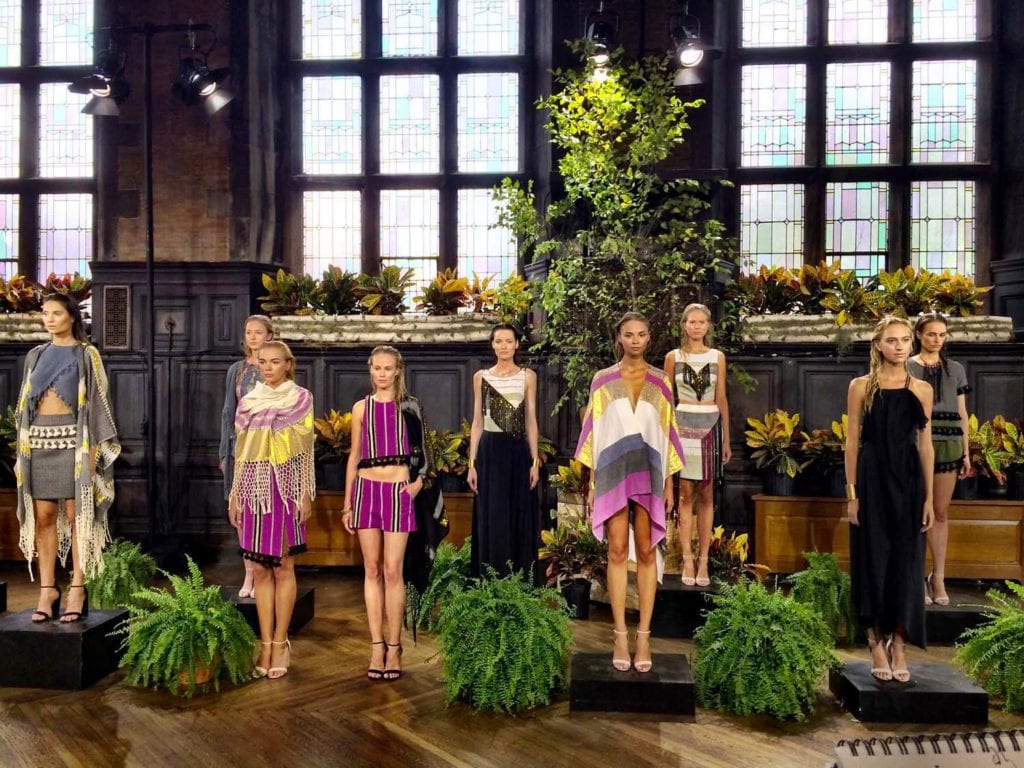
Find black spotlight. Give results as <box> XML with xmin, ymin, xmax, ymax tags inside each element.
<box><xmin>172</xmin><ymin>56</ymin><xmax>234</xmax><ymax>115</ymax></box>
<box><xmin>584</xmin><ymin>2</ymin><xmax>619</xmax><ymax>68</ymax></box>
<box><xmin>69</xmin><ymin>46</ymin><xmax>130</xmax><ymax>116</ymax></box>
<box><xmin>669</xmin><ymin>6</ymin><xmax>704</xmax><ymax>69</ymax></box>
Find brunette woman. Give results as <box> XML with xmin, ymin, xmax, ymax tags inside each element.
<box><xmin>342</xmin><ymin>346</ymin><xmax>429</xmax><ymax>681</ymax></box>
<box><xmin>846</xmin><ymin>317</ymin><xmax>934</xmax><ymax>683</ymax></box>
<box><xmin>576</xmin><ymin>312</ymin><xmax>683</xmax><ymax>673</ymax></box>
<box><xmin>229</xmin><ymin>341</ymin><xmax>315</xmax><ymax>679</ymax></box>
<box><xmin>15</xmin><ymin>294</ymin><xmax>120</xmax><ymax>622</ymax></box>
<box><xmin>466</xmin><ymin>323</ymin><xmax>540</xmax><ymax>578</ymax></box>
<box><xmin>220</xmin><ymin>314</ymin><xmax>274</xmax><ymax>599</ymax></box>
<box><xmin>663</xmin><ymin>303</ymin><xmax>731</xmax><ymax>587</ymax></box>
<box><xmin>908</xmin><ymin>313</ymin><xmax>972</xmax><ymax>606</ymax></box>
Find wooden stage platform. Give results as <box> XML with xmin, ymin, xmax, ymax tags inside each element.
<box><xmin>0</xmin><ymin>562</ymin><xmax>1022</xmax><ymax>768</ymax></box>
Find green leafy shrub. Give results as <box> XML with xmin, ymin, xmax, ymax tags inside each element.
<box><xmin>415</xmin><ymin>268</ymin><xmax>471</xmax><ymax>315</ymax></box>
<box><xmin>259</xmin><ymin>269</ymin><xmax>318</xmax><ymax>316</ymax></box>
<box><xmin>313</xmin><ymin>265</ymin><xmax>360</xmax><ymax>315</ymax></box>
<box><xmin>437</xmin><ymin>570</ymin><xmax>572</xmax><ymax>713</ymax></box>
<box><xmin>118</xmin><ymin>556</ymin><xmax>256</xmax><ymax>697</ymax></box>
<box><xmin>694</xmin><ymin>580</ymin><xmax>838</xmax><ymax>721</ymax></box>
<box><xmin>85</xmin><ymin>539</ymin><xmax>158</xmax><ymax>610</ymax></box>
<box><xmin>42</xmin><ymin>272</ymin><xmax>92</xmax><ymax>304</ymax></box>
<box><xmin>0</xmin><ymin>404</ymin><xmax>17</xmax><ymax>486</ymax></box>
<box><xmin>785</xmin><ymin>552</ymin><xmax>856</xmax><ymax>645</ymax></box>
<box><xmin>955</xmin><ymin>581</ymin><xmax>1024</xmax><ymax>711</ymax></box>
<box><xmin>356</xmin><ymin>265</ymin><xmax>416</xmax><ymax>315</ymax></box>
<box><xmin>413</xmin><ymin>537</ymin><xmax>472</xmax><ymax>632</ymax></box>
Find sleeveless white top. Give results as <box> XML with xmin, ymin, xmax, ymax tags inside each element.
<box><xmin>673</xmin><ymin>348</ymin><xmax>719</xmax><ymax>405</ymax></box>
<box><xmin>482</xmin><ymin>369</ymin><xmax>526</xmax><ymax>433</ymax></box>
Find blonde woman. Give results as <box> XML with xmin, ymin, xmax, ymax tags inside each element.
<box><xmin>846</xmin><ymin>317</ymin><xmax>934</xmax><ymax>683</ymax></box>
<box><xmin>663</xmin><ymin>303</ymin><xmax>730</xmax><ymax>587</ymax></box>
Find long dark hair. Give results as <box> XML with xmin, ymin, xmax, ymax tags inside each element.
<box><xmin>913</xmin><ymin>312</ymin><xmax>950</xmax><ymax>375</ymax></box>
<box><xmin>42</xmin><ymin>293</ymin><xmax>88</xmax><ymax>343</ymax></box>
<box><xmin>613</xmin><ymin>311</ymin><xmax>650</xmax><ymax>360</ymax></box>
<box><xmin>489</xmin><ymin>322</ymin><xmax>522</xmax><ymax>364</ymax></box>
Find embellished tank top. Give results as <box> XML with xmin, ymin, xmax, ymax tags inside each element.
<box><xmin>673</xmin><ymin>348</ymin><xmax>719</xmax><ymax>404</ymax></box>
<box><xmin>358</xmin><ymin>395</ymin><xmax>410</xmax><ymax>468</ymax></box>
<box><xmin>482</xmin><ymin>368</ymin><xmax>526</xmax><ymax>437</ymax></box>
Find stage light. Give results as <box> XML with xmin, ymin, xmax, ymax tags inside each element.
<box><xmin>173</xmin><ymin>57</ymin><xmax>233</xmax><ymax>110</ymax></box>
<box><xmin>69</xmin><ymin>44</ymin><xmax>129</xmax><ymax>115</ymax></box>
<box><xmin>669</xmin><ymin>9</ymin><xmax>704</xmax><ymax>69</ymax></box>
<box><xmin>585</xmin><ymin>2</ymin><xmax>619</xmax><ymax>68</ymax></box>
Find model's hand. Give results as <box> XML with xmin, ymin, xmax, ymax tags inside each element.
<box><xmin>960</xmin><ymin>459</ymin><xmax>974</xmax><ymax>479</ymax></box>
<box><xmin>219</xmin><ymin>458</ymin><xmax>226</xmax><ymax>475</ymax></box>
<box><xmin>405</xmin><ymin>476</ymin><xmax>423</xmax><ymax>500</ymax></box>
<box><xmin>228</xmin><ymin>496</ymin><xmax>241</xmax><ymax>529</ymax></box>
<box><xmin>529</xmin><ymin>464</ymin><xmax>540</xmax><ymax>490</ymax></box>
<box><xmin>467</xmin><ymin>466</ymin><xmax>478</xmax><ymax>493</ymax></box>
<box><xmin>921</xmin><ymin>502</ymin><xmax>935</xmax><ymax>532</ymax></box>
<box><xmin>664</xmin><ymin>488</ymin><xmax>674</xmax><ymax>514</ymax></box>
<box><xmin>587</xmin><ymin>487</ymin><xmax>595</xmax><ymax>510</ymax></box>
<box><xmin>341</xmin><ymin>510</ymin><xmax>355</xmax><ymax>535</ymax></box>
<box><xmin>299</xmin><ymin>495</ymin><xmax>312</xmax><ymax>524</ymax></box>
<box><xmin>847</xmin><ymin>499</ymin><xmax>859</xmax><ymax>526</ymax></box>
<box><xmin>722</xmin><ymin>444</ymin><xmax>732</xmax><ymax>464</ymax></box>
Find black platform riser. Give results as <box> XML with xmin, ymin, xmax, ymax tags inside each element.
<box><xmin>570</xmin><ymin>652</ymin><xmax>695</xmax><ymax>715</ymax></box>
<box><xmin>221</xmin><ymin>586</ymin><xmax>315</xmax><ymax>635</ymax></box>
<box><xmin>650</xmin><ymin>581</ymin><xmax>717</xmax><ymax>639</ymax></box>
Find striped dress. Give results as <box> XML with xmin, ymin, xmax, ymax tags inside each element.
<box><xmin>575</xmin><ymin>364</ymin><xmax>684</xmax><ymax>550</ymax></box>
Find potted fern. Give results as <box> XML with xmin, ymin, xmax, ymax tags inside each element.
<box><xmin>744</xmin><ymin>409</ymin><xmax>807</xmax><ymax>496</ymax></box>
<box><xmin>411</xmin><ymin>538</ymin><xmax>472</xmax><ymax>633</ymax></box>
<box><xmin>85</xmin><ymin>539</ymin><xmax>158</xmax><ymax>610</ymax></box>
<box><xmin>118</xmin><ymin>557</ymin><xmax>257</xmax><ymax>697</ymax></box>
<box><xmin>955</xmin><ymin>581</ymin><xmax>1024</xmax><ymax>712</ymax></box>
<box><xmin>785</xmin><ymin>552</ymin><xmax>856</xmax><ymax>645</ymax></box>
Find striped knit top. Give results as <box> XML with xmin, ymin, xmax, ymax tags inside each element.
<box><xmin>358</xmin><ymin>395</ymin><xmax>410</xmax><ymax>468</ymax></box>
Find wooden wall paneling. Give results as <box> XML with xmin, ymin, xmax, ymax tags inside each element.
<box><xmin>408</xmin><ymin>364</ymin><xmax>467</xmax><ymax>432</ymax></box>
<box><xmin>324</xmin><ymin>359</ymin><xmax>373</xmax><ymax>414</ymax></box>
<box><xmin>968</xmin><ymin>363</ymin><xmax>1024</xmax><ymax>422</ymax></box>
<box><xmin>797</xmin><ymin>361</ymin><xmax>866</xmax><ymax>430</ymax></box>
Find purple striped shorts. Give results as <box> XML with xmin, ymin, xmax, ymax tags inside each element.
<box><xmin>352</xmin><ymin>476</ymin><xmax>417</xmax><ymax>533</ymax></box>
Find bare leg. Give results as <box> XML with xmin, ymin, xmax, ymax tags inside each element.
<box><xmin>268</xmin><ymin>555</ymin><xmax>296</xmax><ymax>676</ymax></box>
<box><xmin>632</xmin><ymin>506</ymin><xmax>658</xmax><ymax>671</ymax></box>
<box><xmin>605</xmin><ymin>509</ymin><xmax>630</xmax><ymax>666</ymax></box>
<box><xmin>382</xmin><ymin>532</ymin><xmax>410</xmax><ymax>675</ymax></box>
<box><xmin>33</xmin><ymin>500</ymin><xmax>60</xmax><ymax>618</ymax></box>
<box><xmin>889</xmin><ymin>627</ymin><xmax>910</xmax><ymax>682</ymax></box>
<box><xmin>928</xmin><ymin>471</ymin><xmax>957</xmax><ymax>604</ymax></box>
<box><xmin>241</xmin><ymin>556</ymin><xmax>255</xmax><ymax>596</ymax></box>
<box><xmin>358</xmin><ymin>529</ymin><xmax>386</xmax><ymax>673</ymax></box>
<box><xmin>694</xmin><ymin>480</ymin><xmax>714</xmax><ymax>585</ymax></box>
<box><xmin>866</xmin><ymin>627</ymin><xmax>891</xmax><ymax>680</ymax></box>
<box><xmin>60</xmin><ymin>500</ymin><xmax>87</xmax><ymax>621</ymax></box>
<box><xmin>677</xmin><ymin>480</ymin><xmax>696</xmax><ymax>582</ymax></box>
<box><xmin>251</xmin><ymin>561</ymin><xmax>275</xmax><ymax>669</ymax></box>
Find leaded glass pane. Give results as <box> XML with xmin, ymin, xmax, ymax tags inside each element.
<box><xmin>380</xmin><ymin>75</ymin><xmax>440</xmax><ymax>174</ymax></box>
<box><xmin>826</xmin><ymin>62</ymin><xmax>891</xmax><ymax>165</ymax></box>
<box><xmin>0</xmin><ymin>1</ymin><xmax>21</xmax><ymax>67</ymax></box>
<box><xmin>39</xmin><ymin>84</ymin><xmax>92</xmax><ymax>178</ymax></box>
<box><xmin>39</xmin><ymin>194</ymin><xmax>92</xmax><ymax>277</ymax></box>
<box><xmin>303</xmin><ymin>191</ymin><xmax>361</xmax><ymax>277</ymax></box>
<box><xmin>0</xmin><ymin>84</ymin><xmax>19</xmax><ymax>178</ymax></box>
<box><xmin>380</xmin><ymin>190</ymin><xmax>439</xmax><ymax>299</ymax></box>
<box><xmin>0</xmin><ymin>195</ymin><xmax>18</xmax><ymax>279</ymax></box>
<box><xmin>825</xmin><ymin>182</ymin><xmax>888</xmax><ymax>278</ymax></box>
<box><xmin>457</xmin><ymin>73</ymin><xmax>518</xmax><ymax>173</ymax></box>
<box><xmin>457</xmin><ymin>189</ymin><xmax>516</xmax><ymax>281</ymax></box>
<box><xmin>382</xmin><ymin>0</ymin><xmax>438</xmax><ymax>57</ymax></box>
<box><xmin>828</xmin><ymin>0</ymin><xmax>888</xmax><ymax>44</ymax></box>
<box><xmin>458</xmin><ymin>0</ymin><xmax>519</xmax><ymax>55</ymax></box>
<box><xmin>739</xmin><ymin>184</ymin><xmax>804</xmax><ymax>272</ymax></box>
<box><xmin>911</xmin><ymin>181</ymin><xmax>975</xmax><ymax>275</ymax></box>
<box><xmin>912</xmin><ymin>59</ymin><xmax>976</xmax><ymax>164</ymax></box>
<box><xmin>302</xmin><ymin>77</ymin><xmax>362</xmax><ymax>175</ymax></box>
<box><xmin>740</xmin><ymin>64</ymin><xmax>806</xmax><ymax>167</ymax></box>
<box><xmin>741</xmin><ymin>0</ymin><xmax>807</xmax><ymax>48</ymax></box>
<box><xmin>39</xmin><ymin>0</ymin><xmax>93</xmax><ymax>66</ymax></box>
<box><xmin>302</xmin><ymin>0</ymin><xmax>361</xmax><ymax>59</ymax></box>
<box><xmin>913</xmin><ymin>0</ymin><xmax>976</xmax><ymax>42</ymax></box>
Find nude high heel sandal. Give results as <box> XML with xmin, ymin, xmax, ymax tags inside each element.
<box><xmin>611</xmin><ymin>629</ymin><xmax>631</xmax><ymax>671</ymax></box>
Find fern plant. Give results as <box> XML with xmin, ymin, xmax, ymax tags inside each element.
<box><xmin>85</xmin><ymin>539</ymin><xmax>158</xmax><ymax>610</ymax></box>
<box><xmin>785</xmin><ymin>551</ymin><xmax>856</xmax><ymax>645</ymax></box>
<box><xmin>118</xmin><ymin>556</ymin><xmax>256</xmax><ymax>697</ymax></box>
<box><xmin>437</xmin><ymin>569</ymin><xmax>572</xmax><ymax>713</ymax></box>
<box><xmin>413</xmin><ymin>537</ymin><xmax>472</xmax><ymax>632</ymax></box>
<box><xmin>694</xmin><ymin>580</ymin><xmax>838</xmax><ymax>721</ymax></box>
<box><xmin>955</xmin><ymin>581</ymin><xmax>1024</xmax><ymax>712</ymax></box>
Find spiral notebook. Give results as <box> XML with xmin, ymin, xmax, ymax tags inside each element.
<box><xmin>833</xmin><ymin>730</ymin><xmax>1024</xmax><ymax>767</ymax></box>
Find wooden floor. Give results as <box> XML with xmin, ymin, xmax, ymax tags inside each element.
<box><xmin>0</xmin><ymin>563</ymin><xmax>1022</xmax><ymax>768</ymax></box>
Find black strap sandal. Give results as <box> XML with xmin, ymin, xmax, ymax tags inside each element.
<box><xmin>31</xmin><ymin>585</ymin><xmax>61</xmax><ymax>623</ymax></box>
<box><xmin>367</xmin><ymin>640</ymin><xmax>386</xmax><ymax>681</ymax></box>
<box><xmin>383</xmin><ymin>642</ymin><xmax>403</xmax><ymax>681</ymax></box>
<box><xmin>60</xmin><ymin>585</ymin><xmax>89</xmax><ymax>622</ymax></box>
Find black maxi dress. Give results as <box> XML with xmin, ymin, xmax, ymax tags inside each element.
<box><xmin>849</xmin><ymin>381</ymin><xmax>929</xmax><ymax>648</ymax></box>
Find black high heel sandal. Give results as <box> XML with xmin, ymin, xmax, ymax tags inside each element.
<box><xmin>383</xmin><ymin>642</ymin><xmax>403</xmax><ymax>681</ymax></box>
<box><xmin>31</xmin><ymin>585</ymin><xmax>61</xmax><ymax>623</ymax></box>
<box><xmin>60</xmin><ymin>584</ymin><xmax>89</xmax><ymax>622</ymax></box>
<box><xmin>367</xmin><ymin>640</ymin><xmax>386</xmax><ymax>681</ymax></box>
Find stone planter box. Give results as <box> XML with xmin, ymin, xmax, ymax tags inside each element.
<box><xmin>741</xmin><ymin>314</ymin><xmax>1013</xmax><ymax>344</ymax></box>
<box><xmin>0</xmin><ymin>313</ymin><xmax>49</xmax><ymax>344</ymax></box>
<box><xmin>273</xmin><ymin>313</ymin><xmax>499</xmax><ymax>346</ymax></box>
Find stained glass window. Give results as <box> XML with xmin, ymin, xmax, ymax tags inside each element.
<box><xmin>740</xmin><ymin>64</ymin><xmax>806</xmax><ymax>167</ymax></box>
<box><xmin>39</xmin><ymin>84</ymin><xmax>92</xmax><ymax>177</ymax></box>
<box><xmin>0</xmin><ymin>1</ymin><xmax>21</xmax><ymax>66</ymax></box>
<box><xmin>303</xmin><ymin>77</ymin><xmax>362</xmax><ymax>174</ymax></box>
<box><xmin>302</xmin><ymin>0</ymin><xmax>361</xmax><ymax>59</ymax></box>
<box><xmin>741</xmin><ymin>0</ymin><xmax>807</xmax><ymax>47</ymax></box>
<box><xmin>826</xmin><ymin>62</ymin><xmax>891</xmax><ymax>165</ymax></box>
<box><xmin>739</xmin><ymin>185</ymin><xmax>804</xmax><ymax>272</ymax></box>
<box><xmin>457</xmin><ymin>73</ymin><xmax>518</xmax><ymax>173</ymax></box>
<box><xmin>39</xmin><ymin>0</ymin><xmax>92</xmax><ymax>66</ymax></box>
<box><xmin>913</xmin><ymin>0</ymin><xmax>976</xmax><ymax>42</ymax></box>
<box><xmin>912</xmin><ymin>60</ymin><xmax>976</xmax><ymax>163</ymax></box>
<box><xmin>828</xmin><ymin>0</ymin><xmax>888</xmax><ymax>44</ymax></box>
<box><xmin>911</xmin><ymin>180</ymin><xmax>974</xmax><ymax>275</ymax></box>
<box><xmin>0</xmin><ymin>84</ymin><xmax>19</xmax><ymax>178</ymax></box>
<box><xmin>458</xmin><ymin>0</ymin><xmax>519</xmax><ymax>55</ymax></box>
<box><xmin>380</xmin><ymin>75</ymin><xmax>440</xmax><ymax>174</ymax></box>
<box><xmin>382</xmin><ymin>0</ymin><xmax>438</xmax><ymax>57</ymax></box>
<box><xmin>825</xmin><ymin>182</ymin><xmax>889</xmax><ymax>278</ymax></box>
<box><xmin>457</xmin><ymin>189</ymin><xmax>516</xmax><ymax>280</ymax></box>
<box><xmin>39</xmin><ymin>194</ymin><xmax>92</xmax><ymax>277</ymax></box>
<box><xmin>303</xmin><ymin>191</ymin><xmax>361</xmax><ymax>277</ymax></box>
<box><xmin>0</xmin><ymin>195</ymin><xmax>18</xmax><ymax>279</ymax></box>
<box><xmin>380</xmin><ymin>190</ymin><xmax>439</xmax><ymax>297</ymax></box>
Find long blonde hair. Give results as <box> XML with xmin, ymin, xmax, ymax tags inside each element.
<box><xmin>864</xmin><ymin>316</ymin><xmax>913</xmax><ymax>412</ymax></box>
<box><xmin>258</xmin><ymin>340</ymin><xmax>295</xmax><ymax>381</ymax></box>
<box><xmin>240</xmin><ymin>314</ymin><xmax>274</xmax><ymax>356</ymax></box>
<box><xmin>679</xmin><ymin>303</ymin><xmax>713</xmax><ymax>349</ymax></box>
<box><xmin>368</xmin><ymin>345</ymin><xmax>408</xmax><ymax>402</ymax></box>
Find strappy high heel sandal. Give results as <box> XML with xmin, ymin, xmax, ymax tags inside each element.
<box><xmin>680</xmin><ymin>557</ymin><xmax>696</xmax><ymax>586</ymax></box>
<box><xmin>867</xmin><ymin>634</ymin><xmax>892</xmax><ymax>682</ymax></box>
<box><xmin>268</xmin><ymin>639</ymin><xmax>291</xmax><ymax>679</ymax></box>
<box><xmin>253</xmin><ymin>641</ymin><xmax>272</xmax><ymax>679</ymax></box>
<box><xmin>633</xmin><ymin>630</ymin><xmax>653</xmax><ymax>673</ymax></box>
<box><xmin>610</xmin><ymin>630</ymin><xmax>626</xmax><ymax>671</ymax></box>
<box><xmin>31</xmin><ymin>585</ymin><xmax>61</xmax><ymax>623</ymax></box>
<box><xmin>367</xmin><ymin>640</ymin><xmax>386</xmax><ymax>681</ymax></box>
<box><xmin>927</xmin><ymin>572</ymin><xmax>950</xmax><ymax>606</ymax></box>
<box><xmin>887</xmin><ymin>638</ymin><xmax>911</xmax><ymax>683</ymax></box>
<box><xmin>383</xmin><ymin>642</ymin><xmax>403</xmax><ymax>681</ymax></box>
<box><xmin>60</xmin><ymin>585</ymin><xmax>89</xmax><ymax>622</ymax></box>
<box><xmin>695</xmin><ymin>556</ymin><xmax>711</xmax><ymax>587</ymax></box>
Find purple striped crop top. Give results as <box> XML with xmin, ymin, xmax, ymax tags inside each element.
<box><xmin>358</xmin><ymin>395</ymin><xmax>410</xmax><ymax>468</ymax></box>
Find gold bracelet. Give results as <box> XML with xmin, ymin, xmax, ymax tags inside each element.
<box><xmin>531</xmin><ymin>458</ymin><xmax>541</xmax><ymax>469</ymax></box>
<box><xmin>468</xmin><ymin>459</ymin><xmax>476</xmax><ymax>469</ymax></box>
<box><xmin>845</xmin><ymin>483</ymin><xmax>857</xmax><ymax>501</ymax></box>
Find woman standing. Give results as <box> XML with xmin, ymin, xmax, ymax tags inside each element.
<box><xmin>846</xmin><ymin>317</ymin><xmax>934</xmax><ymax>683</ymax></box>
<box><xmin>342</xmin><ymin>346</ymin><xmax>429</xmax><ymax>681</ymax></box>
<box><xmin>908</xmin><ymin>313</ymin><xmax>971</xmax><ymax>607</ymax></box>
<box><xmin>663</xmin><ymin>303</ymin><xmax>731</xmax><ymax>587</ymax></box>
<box><xmin>15</xmin><ymin>294</ymin><xmax>120</xmax><ymax>622</ymax></box>
<box><xmin>576</xmin><ymin>312</ymin><xmax>683</xmax><ymax>673</ymax></box>
<box><xmin>466</xmin><ymin>324</ymin><xmax>540</xmax><ymax>578</ymax></box>
<box><xmin>220</xmin><ymin>315</ymin><xmax>274</xmax><ymax>599</ymax></box>
<box><xmin>229</xmin><ymin>340</ymin><xmax>315</xmax><ymax>679</ymax></box>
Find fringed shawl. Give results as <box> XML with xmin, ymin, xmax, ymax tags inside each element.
<box><xmin>15</xmin><ymin>343</ymin><xmax>121</xmax><ymax>578</ymax></box>
<box><xmin>230</xmin><ymin>381</ymin><xmax>316</xmax><ymax>515</ymax></box>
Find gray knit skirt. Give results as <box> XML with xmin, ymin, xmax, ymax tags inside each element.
<box><xmin>29</xmin><ymin>413</ymin><xmax>78</xmax><ymax>500</ymax></box>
